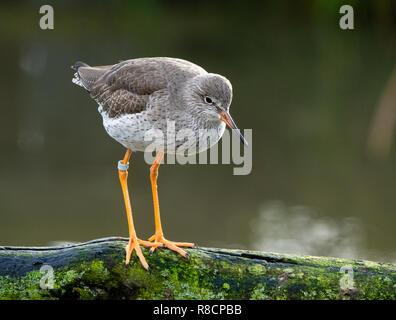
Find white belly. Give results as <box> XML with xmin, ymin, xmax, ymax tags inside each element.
<box><xmin>100</xmin><ymin>107</ymin><xmax>226</xmax><ymax>155</ymax></box>
<box><xmin>101</xmin><ymin>109</ymin><xmax>153</xmax><ymax>152</ymax></box>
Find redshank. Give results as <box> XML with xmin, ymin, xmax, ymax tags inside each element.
<box><xmin>72</xmin><ymin>57</ymin><xmax>247</xmax><ymax>269</ymax></box>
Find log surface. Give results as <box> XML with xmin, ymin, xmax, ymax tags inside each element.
<box><xmin>0</xmin><ymin>237</ymin><xmax>395</xmax><ymax>300</ymax></box>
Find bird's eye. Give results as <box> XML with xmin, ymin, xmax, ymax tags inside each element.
<box><xmin>204</xmin><ymin>96</ymin><xmax>213</xmax><ymax>104</ymax></box>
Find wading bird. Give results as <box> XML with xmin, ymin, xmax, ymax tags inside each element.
<box><xmin>72</xmin><ymin>57</ymin><xmax>247</xmax><ymax>269</ymax></box>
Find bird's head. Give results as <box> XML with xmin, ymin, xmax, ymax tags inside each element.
<box><xmin>183</xmin><ymin>73</ymin><xmax>248</xmax><ymax>147</ymax></box>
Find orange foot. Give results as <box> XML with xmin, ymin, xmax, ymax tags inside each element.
<box><xmin>125</xmin><ymin>236</ymin><xmax>154</xmax><ymax>270</ymax></box>
<box><xmin>147</xmin><ymin>233</ymin><xmax>195</xmax><ymax>257</ymax></box>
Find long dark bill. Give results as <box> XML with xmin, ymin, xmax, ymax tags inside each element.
<box><xmin>220</xmin><ymin>111</ymin><xmax>248</xmax><ymax>147</ymax></box>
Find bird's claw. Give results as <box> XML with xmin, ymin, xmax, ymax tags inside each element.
<box><xmin>146</xmin><ymin>234</ymin><xmax>195</xmax><ymax>257</ymax></box>
<box><xmin>125</xmin><ymin>237</ymin><xmax>149</xmax><ymax>270</ymax></box>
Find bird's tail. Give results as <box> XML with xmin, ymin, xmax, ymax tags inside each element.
<box><xmin>71</xmin><ymin>61</ymin><xmax>90</xmax><ymax>72</ymax></box>
<box><xmin>71</xmin><ymin>61</ymin><xmax>91</xmax><ymax>90</ymax></box>
<box><xmin>71</xmin><ymin>61</ymin><xmax>111</xmax><ymax>92</ymax></box>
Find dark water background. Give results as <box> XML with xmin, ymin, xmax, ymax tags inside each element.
<box><xmin>0</xmin><ymin>1</ymin><xmax>396</xmax><ymax>263</ymax></box>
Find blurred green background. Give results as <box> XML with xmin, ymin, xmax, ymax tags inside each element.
<box><xmin>0</xmin><ymin>0</ymin><xmax>395</xmax><ymax>263</ymax></box>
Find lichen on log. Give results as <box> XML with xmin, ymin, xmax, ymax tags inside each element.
<box><xmin>0</xmin><ymin>237</ymin><xmax>395</xmax><ymax>300</ymax></box>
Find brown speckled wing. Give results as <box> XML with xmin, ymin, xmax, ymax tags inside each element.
<box><xmin>102</xmin><ymin>60</ymin><xmax>168</xmax><ymax>95</ymax></box>
<box><xmin>87</xmin><ymin>57</ymin><xmax>207</xmax><ymax>118</ymax></box>
<box><xmin>91</xmin><ymin>84</ymin><xmax>149</xmax><ymax>118</ymax></box>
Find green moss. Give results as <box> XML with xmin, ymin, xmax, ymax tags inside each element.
<box><xmin>247</xmin><ymin>264</ymin><xmax>266</xmax><ymax>276</ymax></box>
<box><xmin>222</xmin><ymin>283</ymin><xmax>230</xmax><ymax>290</ymax></box>
<box><xmin>1</xmin><ymin>241</ymin><xmax>395</xmax><ymax>300</ymax></box>
<box><xmin>250</xmin><ymin>283</ymin><xmax>270</xmax><ymax>300</ymax></box>
<box><xmin>0</xmin><ymin>270</ymin><xmax>53</xmax><ymax>300</ymax></box>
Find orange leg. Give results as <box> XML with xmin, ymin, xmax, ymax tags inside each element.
<box><xmin>118</xmin><ymin>149</ymin><xmax>152</xmax><ymax>270</ymax></box>
<box><xmin>147</xmin><ymin>152</ymin><xmax>195</xmax><ymax>256</ymax></box>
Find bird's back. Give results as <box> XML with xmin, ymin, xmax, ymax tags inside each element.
<box><xmin>72</xmin><ymin>57</ymin><xmax>208</xmax><ymax>152</ymax></box>
<box><xmin>73</xmin><ymin>57</ymin><xmax>207</xmax><ymax>117</ymax></box>
<box><xmin>73</xmin><ymin>57</ymin><xmax>206</xmax><ymax>95</ymax></box>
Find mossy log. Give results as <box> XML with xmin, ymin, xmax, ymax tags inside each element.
<box><xmin>0</xmin><ymin>237</ymin><xmax>395</xmax><ymax>300</ymax></box>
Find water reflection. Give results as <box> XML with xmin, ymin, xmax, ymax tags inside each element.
<box><xmin>251</xmin><ymin>201</ymin><xmax>366</xmax><ymax>259</ymax></box>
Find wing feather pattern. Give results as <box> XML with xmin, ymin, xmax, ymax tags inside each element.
<box><xmin>73</xmin><ymin>57</ymin><xmax>207</xmax><ymax>118</ymax></box>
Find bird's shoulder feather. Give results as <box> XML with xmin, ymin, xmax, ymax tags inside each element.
<box><xmin>75</xmin><ymin>57</ymin><xmax>206</xmax><ymax>118</ymax></box>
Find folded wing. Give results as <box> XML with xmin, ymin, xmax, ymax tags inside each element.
<box><xmin>73</xmin><ymin>57</ymin><xmax>206</xmax><ymax>118</ymax></box>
